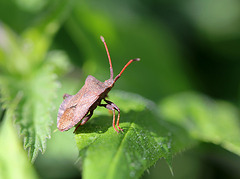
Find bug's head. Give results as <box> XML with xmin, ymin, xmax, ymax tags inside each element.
<box><xmin>100</xmin><ymin>36</ymin><xmax>140</xmax><ymax>84</ymax></box>
<box><xmin>104</xmin><ymin>78</ymin><xmax>114</xmax><ymax>88</ymax></box>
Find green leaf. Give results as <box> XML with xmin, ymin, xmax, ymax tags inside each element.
<box><xmin>0</xmin><ymin>0</ymin><xmax>76</xmax><ymax>162</ymax></box>
<box><xmin>19</xmin><ymin>65</ymin><xmax>59</xmax><ymax>162</ymax></box>
<box><xmin>159</xmin><ymin>92</ymin><xmax>240</xmax><ymax>156</ymax></box>
<box><xmin>0</xmin><ymin>64</ymin><xmax>58</xmax><ymax>162</ymax></box>
<box><xmin>0</xmin><ymin>97</ymin><xmax>38</xmax><ymax>179</ymax></box>
<box><xmin>75</xmin><ymin>90</ymin><xmax>196</xmax><ymax>179</ymax></box>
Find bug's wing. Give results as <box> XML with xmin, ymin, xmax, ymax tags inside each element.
<box><xmin>57</xmin><ymin>94</ymin><xmax>78</xmax><ymax>131</ymax></box>
<box><xmin>57</xmin><ymin>87</ymin><xmax>101</xmax><ymax>131</ymax></box>
<box><xmin>72</xmin><ymin>75</ymin><xmax>108</xmax><ymax>124</ymax></box>
<box><xmin>57</xmin><ymin>94</ymin><xmax>74</xmax><ymax>124</ymax></box>
<box><xmin>73</xmin><ymin>89</ymin><xmax>99</xmax><ymax>120</ymax></box>
<box><xmin>57</xmin><ymin>75</ymin><xmax>107</xmax><ymax>131</ymax></box>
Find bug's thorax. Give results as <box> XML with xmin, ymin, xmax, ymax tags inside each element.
<box><xmin>102</xmin><ymin>78</ymin><xmax>114</xmax><ymax>96</ymax></box>
<box><xmin>82</xmin><ymin>75</ymin><xmax>114</xmax><ymax>99</ymax></box>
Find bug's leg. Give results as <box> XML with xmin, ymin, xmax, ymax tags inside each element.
<box><xmin>116</xmin><ymin>109</ymin><xmax>122</xmax><ymax>132</ymax></box>
<box><xmin>103</xmin><ymin>99</ymin><xmax>123</xmax><ymax>132</ymax></box>
<box><xmin>110</xmin><ymin>103</ymin><xmax>123</xmax><ymax>132</ymax></box>
<box><xmin>80</xmin><ymin>110</ymin><xmax>94</xmax><ymax>125</ymax></box>
<box><xmin>112</xmin><ymin>109</ymin><xmax>118</xmax><ymax>133</ymax></box>
<box><xmin>73</xmin><ymin>110</ymin><xmax>94</xmax><ymax>133</ymax></box>
<box><xmin>100</xmin><ymin>103</ymin><xmax>119</xmax><ymax>133</ymax></box>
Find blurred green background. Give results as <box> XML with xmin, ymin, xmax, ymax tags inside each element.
<box><xmin>0</xmin><ymin>0</ymin><xmax>240</xmax><ymax>178</ymax></box>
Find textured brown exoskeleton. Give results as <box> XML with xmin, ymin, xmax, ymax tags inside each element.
<box><xmin>57</xmin><ymin>36</ymin><xmax>140</xmax><ymax>133</ymax></box>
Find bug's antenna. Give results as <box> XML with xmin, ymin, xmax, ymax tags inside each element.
<box><xmin>114</xmin><ymin>58</ymin><xmax>140</xmax><ymax>82</ymax></box>
<box><xmin>100</xmin><ymin>36</ymin><xmax>113</xmax><ymax>80</ymax></box>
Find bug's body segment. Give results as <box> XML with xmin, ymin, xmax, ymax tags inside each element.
<box><xmin>57</xmin><ymin>36</ymin><xmax>140</xmax><ymax>133</ymax></box>
<box><xmin>57</xmin><ymin>75</ymin><xmax>113</xmax><ymax>131</ymax></box>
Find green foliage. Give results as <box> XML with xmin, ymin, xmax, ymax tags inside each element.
<box><xmin>14</xmin><ymin>64</ymin><xmax>58</xmax><ymax>162</ymax></box>
<box><xmin>0</xmin><ymin>0</ymin><xmax>75</xmax><ymax>162</ymax></box>
<box><xmin>75</xmin><ymin>91</ymin><xmax>196</xmax><ymax>179</ymax></box>
<box><xmin>160</xmin><ymin>92</ymin><xmax>240</xmax><ymax>156</ymax></box>
<box><xmin>0</xmin><ymin>96</ymin><xmax>38</xmax><ymax>179</ymax></box>
<box><xmin>74</xmin><ymin>91</ymin><xmax>240</xmax><ymax>179</ymax></box>
<box><xmin>0</xmin><ymin>0</ymin><xmax>240</xmax><ymax>178</ymax></box>
<box><xmin>65</xmin><ymin>0</ymin><xmax>193</xmax><ymax>100</ymax></box>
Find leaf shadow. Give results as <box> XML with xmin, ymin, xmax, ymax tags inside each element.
<box><xmin>74</xmin><ymin>110</ymin><xmax>140</xmax><ymax>134</ymax></box>
<box><xmin>74</xmin><ymin>109</ymin><xmax>193</xmax><ymax>146</ymax></box>
<box><xmin>74</xmin><ymin>115</ymin><xmax>113</xmax><ymax>134</ymax></box>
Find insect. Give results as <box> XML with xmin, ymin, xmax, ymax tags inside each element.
<box><xmin>57</xmin><ymin>36</ymin><xmax>140</xmax><ymax>133</ymax></box>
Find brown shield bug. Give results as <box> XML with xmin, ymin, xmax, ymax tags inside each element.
<box><xmin>57</xmin><ymin>36</ymin><xmax>140</xmax><ymax>133</ymax></box>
